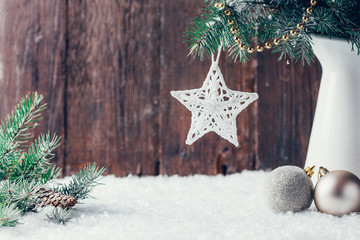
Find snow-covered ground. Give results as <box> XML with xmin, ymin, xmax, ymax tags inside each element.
<box><xmin>1</xmin><ymin>171</ymin><xmax>360</xmax><ymax>240</ymax></box>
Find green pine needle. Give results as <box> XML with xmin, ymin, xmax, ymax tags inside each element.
<box><xmin>185</xmin><ymin>0</ymin><xmax>360</xmax><ymax>65</ymax></box>
<box><xmin>58</xmin><ymin>163</ymin><xmax>105</xmax><ymax>201</ymax></box>
<box><xmin>46</xmin><ymin>208</ymin><xmax>76</xmax><ymax>225</ymax></box>
<box><xmin>9</xmin><ymin>133</ymin><xmax>61</xmax><ymax>181</ymax></box>
<box><xmin>0</xmin><ymin>92</ymin><xmax>105</xmax><ymax>227</ymax></box>
<box><xmin>0</xmin><ymin>204</ymin><xmax>22</xmax><ymax>227</ymax></box>
<box><xmin>0</xmin><ymin>92</ymin><xmax>46</xmax><ymax>177</ymax></box>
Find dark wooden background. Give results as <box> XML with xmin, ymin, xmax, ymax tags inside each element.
<box><xmin>0</xmin><ymin>0</ymin><xmax>321</xmax><ymax>177</ymax></box>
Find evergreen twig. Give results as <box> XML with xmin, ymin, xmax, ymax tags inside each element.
<box><xmin>46</xmin><ymin>208</ymin><xmax>76</xmax><ymax>225</ymax></box>
<box><xmin>0</xmin><ymin>92</ymin><xmax>45</xmax><ymax>179</ymax></box>
<box><xmin>0</xmin><ymin>92</ymin><xmax>105</xmax><ymax>227</ymax></box>
<box><xmin>58</xmin><ymin>163</ymin><xmax>105</xmax><ymax>201</ymax></box>
<box><xmin>0</xmin><ymin>204</ymin><xmax>22</xmax><ymax>227</ymax></box>
<box><xmin>186</xmin><ymin>0</ymin><xmax>360</xmax><ymax>64</ymax></box>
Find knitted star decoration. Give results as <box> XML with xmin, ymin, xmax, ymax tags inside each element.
<box><xmin>171</xmin><ymin>51</ymin><xmax>258</xmax><ymax>146</ymax></box>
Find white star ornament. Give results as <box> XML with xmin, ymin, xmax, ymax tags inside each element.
<box><xmin>171</xmin><ymin>56</ymin><xmax>258</xmax><ymax>146</ymax></box>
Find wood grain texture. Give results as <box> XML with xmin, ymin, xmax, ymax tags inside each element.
<box><xmin>257</xmin><ymin>53</ymin><xmax>321</xmax><ymax>170</ymax></box>
<box><xmin>0</xmin><ymin>0</ymin><xmax>321</xmax><ymax>176</ymax></box>
<box><xmin>66</xmin><ymin>0</ymin><xmax>163</xmax><ymax>176</ymax></box>
<box><xmin>0</xmin><ymin>0</ymin><xmax>66</xmax><ymax>170</ymax></box>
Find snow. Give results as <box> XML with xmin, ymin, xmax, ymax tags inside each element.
<box><xmin>1</xmin><ymin>171</ymin><xmax>360</xmax><ymax>240</ymax></box>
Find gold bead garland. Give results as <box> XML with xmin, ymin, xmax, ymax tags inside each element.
<box><xmin>214</xmin><ymin>0</ymin><xmax>317</xmax><ymax>53</ymax></box>
<box><xmin>302</xmin><ymin>15</ymin><xmax>310</xmax><ymax>23</ymax></box>
<box><xmin>230</xmin><ymin>26</ymin><xmax>237</xmax><ymax>34</ymax></box>
<box><xmin>247</xmin><ymin>46</ymin><xmax>254</xmax><ymax>53</ymax></box>
<box><xmin>264</xmin><ymin>42</ymin><xmax>272</xmax><ymax>49</ymax></box>
<box><xmin>290</xmin><ymin>29</ymin><xmax>297</xmax><ymax>37</ymax></box>
<box><xmin>297</xmin><ymin>23</ymin><xmax>304</xmax><ymax>30</ymax></box>
<box><xmin>306</xmin><ymin>7</ymin><xmax>313</xmax><ymax>14</ymax></box>
<box><xmin>256</xmin><ymin>45</ymin><xmax>264</xmax><ymax>52</ymax></box>
<box><xmin>282</xmin><ymin>34</ymin><xmax>290</xmax><ymax>41</ymax></box>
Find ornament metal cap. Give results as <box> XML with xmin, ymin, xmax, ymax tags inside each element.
<box><xmin>318</xmin><ymin>166</ymin><xmax>329</xmax><ymax>179</ymax></box>
<box><xmin>304</xmin><ymin>166</ymin><xmax>315</xmax><ymax>177</ymax></box>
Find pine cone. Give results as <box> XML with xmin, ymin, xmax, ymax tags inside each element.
<box><xmin>38</xmin><ymin>188</ymin><xmax>77</xmax><ymax>209</ymax></box>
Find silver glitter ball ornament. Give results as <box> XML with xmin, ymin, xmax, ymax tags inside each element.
<box><xmin>314</xmin><ymin>169</ymin><xmax>360</xmax><ymax>216</ymax></box>
<box><xmin>265</xmin><ymin>166</ymin><xmax>314</xmax><ymax>213</ymax></box>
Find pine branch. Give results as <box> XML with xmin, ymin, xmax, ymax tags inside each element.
<box><xmin>0</xmin><ymin>92</ymin><xmax>46</xmax><ymax>175</ymax></box>
<box><xmin>0</xmin><ymin>204</ymin><xmax>22</xmax><ymax>227</ymax></box>
<box><xmin>294</xmin><ymin>34</ymin><xmax>314</xmax><ymax>65</ymax></box>
<box><xmin>8</xmin><ymin>133</ymin><xmax>60</xmax><ymax>182</ymax></box>
<box><xmin>0</xmin><ymin>92</ymin><xmax>45</xmax><ymax>145</ymax></box>
<box><xmin>185</xmin><ymin>0</ymin><xmax>360</xmax><ymax>64</ymax></box>
<box><xmin>229</xmin><ymin>43</ymin><xmax>252</xmax><ymax>63</ymax></box>
<box><xmin>0</xmin><ymin>179</ymin><xmax>41</xmax><ymax>211</ymax></box>
<box><xmin>58</xmin><ymin>163</ymin><xmax>105</xmax><ymax>201</ymax></box>
<box><xmin>185</xmin><ymin>8</ymin><xmax>226</xmax><ymax>59</ymax></box>
<box><xmin>349</xmin><ymin>30</ymin><xmax>360</xmax><ymax>54</ymax></box>
<box><xmin>0</xmin><ymin>92</ymin><xmax>106</xmax><ymax>227</ymax></box>
<box><xmin>46</xmin><ymin>208</ymin><xmax>76</xmax><ymax>225</ymax></box>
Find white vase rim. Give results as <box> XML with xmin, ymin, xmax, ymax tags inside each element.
<box><xmin>310</xmin><ymin>34</ymin><xmax>359</xmax><ymax>46</ymax></box>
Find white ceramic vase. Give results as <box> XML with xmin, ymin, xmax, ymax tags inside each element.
<box><xmin>305</xmin><ymin>36</ymin><xmax>360</xmax><ymax>178</ymax></box>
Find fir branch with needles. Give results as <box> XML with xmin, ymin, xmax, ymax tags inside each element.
<box><xmin>0</xmin><ymin>92</ymin><xmax>45</xmax><ymax>178</ymax></box>
<box><xmin>0</xmin><ymin>204</ymin><xmax>22</xmax><ymax>227</ymax></box>
<box><xmin>47</xmin><ymin>208</ymin><xmax>76</xmax><ymax>225</ymax></box>
<box><xmin>0</xmin><ymin>92</ymin><xmax>105</xmax><ymax>227</ymax></box>
<box><xmin>9</xmin><ymin>133</ymin><xmax>61</xmax><ymax>182</ymax></box>
<box><xmin>185</xmin><ymin>0</ymin><xmax>360</xmax><ymax>65</ymax></box>
<box><xmin>57</xmin><ymin>163</ymin><xmax>105</xmax><ymax>201</ymax></box>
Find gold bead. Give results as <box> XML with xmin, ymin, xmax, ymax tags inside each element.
<box><xmin>282</xmin><ymin>34</ymin><xmax>290</xmax><ymax>41</ymax></box>
<box><xmin>239</xmin><ymin>43</ymin><xmax>246</xmax><ymax>50</ymax></box>
<box><xmin>247</xmin><ymin>46</ymin><xmax>254</xmax><ymax>53</ymax></box>
<box><xmin>297</xmin><ymin>23</ymin><xmax>304</xmax><ymax>30</ymax></box>
<box><xmin>214</xmin><ymin>3</ymin><xmax>219</xmax><ymax>8</ymax></box>
<box><xmin>290</xmin><ymin>29</ymin><xmax>297</xmax><ymax>37</ymax></box>
<box><xmin>306</xmin><ymin>7</ymin><xmax>313</xmax><ymax>14</ymax></box>
<box><xmin>256</xmin><ymin>45</ymin><xmax>264</xmax><ymax>52</ymax></box>
<box><xmin>310</xmin><ymin>0</ymin><xmax>316</xmax><ymax>6</ymax></box>
<box><xmin>273</xmin><ymin>38</ymin><xmax>281</xmax><ymax>45</ymax></box>
<box><xmin>265</xmin><ymin>42</ymin><xmax>272</xmax><ymax>49</ymax></box>
<box><xmin>230</xmin><ymin>26</ymin><xmax>237</xmax><ymax>34</ymax></box>
<box><xmin>224</xmin><ymin>9</ymin><xmax>231</xmax><ymax>16</ymax></box>
<box><xmin>302</xmin><ymin>15</ymin><xmax>309</xmax><ymax>23</ymax></box>
<box><xmin>234</xmin><ymin>36</ymin><xmax>241</xmax><ymax>43</ymax></box>
<box><xmin>228</xmin><ymin>18</ymin><xmax>234</xmax><ymax>25</ymax></box>
<box><xmin>218</xmin><ymin>3</ymin><xmax>225</xmax><ymax>10</ymax></box>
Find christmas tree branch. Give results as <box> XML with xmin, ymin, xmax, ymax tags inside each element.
<box><xmin>0</xmin><ymin>179</ymin><xmax>40</xmax><ymax>211</ymax></box>
<box><xmin>0</xmin><ymin>92</ymin><xmax>46</xmax><ymax>178</ymax></box>
<box><xmin>0</xmin><ymin>92</ymin><xmax>105</xmax><ymax>227</ymax></box>
<box><xmin>46</xmin><ymin>208</ymin><xmax>76</xmax><ymax>225</ymax></box>
<box><xmin>57</xmin><ymin>163</ymin><xmax>105</xmax><ymax>201</ymax></box>
<box><xmin>0</xmin><ymin>204</ymin><xmax>22</xmax><ymax>227</ymax></box>
<box><xmin>185</xmin><ymin>7</ymin><xmax>226</xmax><ymax>59</ymax></box>
<box><xmin>13</xmin><ymin>133</ymin><xmax>61</xmax><ymax>181</ymax></box>
<box><xmin>186</xmin><ymin>0</ymin><xmax>360</xmax><ymax>64</ymax></box>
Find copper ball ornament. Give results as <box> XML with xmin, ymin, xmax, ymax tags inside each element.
<box><xmin>314</xmin><ymin>169</ymin><xmax>360</xmax><ymax>216</ymax></box>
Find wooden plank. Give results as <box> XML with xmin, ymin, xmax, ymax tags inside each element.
<box><xmin>0</xmin><ymin>0</ymin><xmax>322</xmax><ymax>176</ymax></box>
<box><xmin>66</xmin><ymin>0</ymin><xmax>163</xmax><ymax>176</ymax></box>
<box><xmin>256</xmin><ymin>52</ymin><xmax>321</xmax><ymax>169</ymax></box>
<box><xmin>159</xmin><ymin>0</ymin><xmax>258</xmax><ymax>176</ymax></box>
<box><xmin>0</xmin><ymin>0</ymin><xmax>66</xmax><ymax>171</ymax></box>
